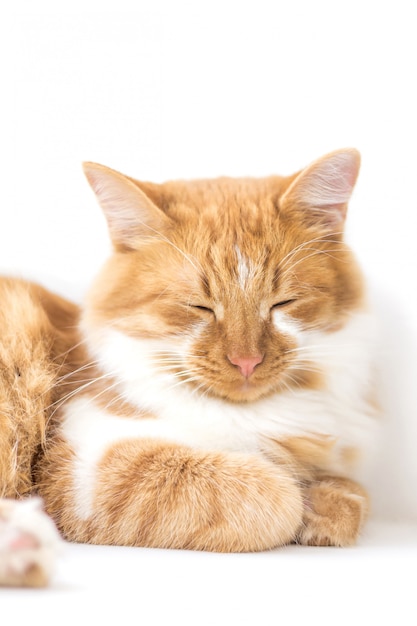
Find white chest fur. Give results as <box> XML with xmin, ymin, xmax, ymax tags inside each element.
<box><xmin>62</xmin><ymin>310</ymin><xmax>379</xmax><ymax>519</ymax></box>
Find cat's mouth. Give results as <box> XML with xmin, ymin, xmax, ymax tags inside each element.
<box><xmin>184</xmin><ymin>362</ymin><xmax>320</xmax><ymax>403</ymax></box>
<box><xmin>196</xmin><ymin>376</ymin><xmax>278</xmax><ymax>403</ymax></box>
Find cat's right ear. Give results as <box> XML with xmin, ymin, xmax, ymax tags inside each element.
<box><xmin>279</xmin><ymin>148</ymin><xmax>361</xmax><ymax>231</ymax></box>
<box><xmin>82</xmin><ymin>162</ymin><xmax>172</xmax><ymax>251</ymax></box>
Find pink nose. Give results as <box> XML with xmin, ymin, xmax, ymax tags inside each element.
<box><xmin>228</xmin><ymin>354</ymin><xmax>264</xmax><ymax>378</ymax></box>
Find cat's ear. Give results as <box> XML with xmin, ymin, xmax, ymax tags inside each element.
<box><xmin>82</xmin><ymin>162</ymin><xmax>172</xmax><ymax>251</ymax></box>
<box><xmin>279</xmin><ymin>149</ymin><xmax>361</xmax><ymax>229</ymax></box>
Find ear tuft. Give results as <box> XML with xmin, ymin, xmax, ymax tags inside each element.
<box><xmin>280</xmin><ymin>148</ymin><xmax>361</xmax><ymax>228</ymax></box>
<box><xmin>82</xmin><ymin>162</ymin><xmax>171</xmax><ymax>250</ymax></box>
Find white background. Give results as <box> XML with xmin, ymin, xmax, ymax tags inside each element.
<box><xmin>2</xmin><ymin>1</ymin><xmax>417</xmax><ymax>521</ymax></box>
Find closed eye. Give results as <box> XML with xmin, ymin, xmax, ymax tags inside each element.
<box><xmin>189</xmin><ymin>305</ymin><xmax>214</xmax><ymax>314</ymax></box>
<box><xmin>272</xmin><ymin>299</ymin><xmax>296</xmax><ymax>308</ymax></box>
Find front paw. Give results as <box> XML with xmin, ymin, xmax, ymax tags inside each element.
<box><xmin>296</xmin><ymin>477</ymin><xmax>369</xmax><ymax>547</ymax></box>
<box><xmin>0</xmin><ymin>498</ymin><xmax>62</xmax><ymax>587</ymax></box>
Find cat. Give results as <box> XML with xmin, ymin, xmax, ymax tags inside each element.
<box><xmin>0</xmin><ymin>148</ymin><xmax>379</xmax><ymax>586</ymax></box>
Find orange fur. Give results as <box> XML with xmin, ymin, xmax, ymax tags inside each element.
<box><xmin>37</xmin><ymin>438</ymin><xmax>303</xmax><ymax>552</ymax></box>
<box><xmin>0</xmin><ymin>278</ymin><xmax>80</xmax><ymax>498</ymax></box>
<box><xmin>297</xmin><ymin>476</ymin><xmax>369</xmax><ymax>546</ymax></box>
<box><xmin>83</xmin><ymin>158</ymin><xmax>364</xmax><ymax>403</ymax></box>
<box><xmin>0</xmin><ymin>149</ymin><xmax>377</xmax><ymax>583</ymax></box>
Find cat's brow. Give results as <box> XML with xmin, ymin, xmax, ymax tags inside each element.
<box><xmin>134</xmin><ymin>218</ymin><xmax>205</xmax><ymax>276</ymax></box>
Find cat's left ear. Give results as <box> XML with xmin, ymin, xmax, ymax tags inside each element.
<box><xmin>279</xmin><ymin>148</ymin><xmax>361</xmax><ymax>229</ymax></box>
<box><xmin>83</xmin><ymin>162</ymin><xmax>172</xmax><ymax>251</ymax></box>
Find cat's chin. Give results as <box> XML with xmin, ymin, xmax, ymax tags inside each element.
<box><xmin>200</xmin><ymin>380</ymin><xmax>276</xmax><ymax>404</ymax></box>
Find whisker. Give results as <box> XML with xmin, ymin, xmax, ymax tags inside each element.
<box><xmin>51</xmin><ymin>333</ymin><xmax>94</xmax><ymax>363</ymax></box>
<box><xmin>286</xmin><ymin>365</ymin><xmax>324</xmax><ymax>375</ymax></box>
<box><xmin>55</xmin><ymin>360</ymin><xmax>99</xmax><ymax>383</ymax></box>
<box><xmin>279</xmin><ymin>234</ymin><xmax>343</xmax><ymax>270</ymax></box>
<box><xmin>165</xmin><ymin>375</ymin><xmax>204</xmax><ymax>392</ymax></box>
<box><xmin>279</xmin><ymin>248</ymin><xmax>346</xmax><ymax>283</ymax></box>
<box><xmin>190</xmin><ymin>379</ymin><xmax>216</xmax><ymax>399</ymax></box>
<box><xmin>44</xmin><ymin>369</ymin><xmax>120</xmax><ymax>424</ymax></box>
<box><xmin>76</xmin><ymin>378</ymin><xmax>125</xmax><ymax>410</ymax></box>
<box><xmin>125</xmin><ymin>217</ymin><xmax>205</xmax><ymax>276</ymax></box>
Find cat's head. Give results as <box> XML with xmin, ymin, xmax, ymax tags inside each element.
<box><xmin>82</xmin><ymin>149</ymin><xmax>364</xmax><ymax>403</ymax></box>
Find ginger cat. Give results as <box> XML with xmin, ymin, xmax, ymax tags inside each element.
<box><xmin>0</xmin><ymin>148</ymin><xmax>379</xmax><ymax>586</ymax></box>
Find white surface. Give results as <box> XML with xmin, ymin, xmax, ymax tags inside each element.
<box><xmin>1</xmin><ymin>1</ymin><xmax>417</xmax><ymax>620</ymax></box>
<box><xmin>1</xmin><ymin>521</ymin><xmax>417</xmax><ymax>625</ymax></box>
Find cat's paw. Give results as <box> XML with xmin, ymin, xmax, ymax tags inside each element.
<box><xmin>296</xmin><ymin>476</ymin><xmax>369</xmax><ymax>547</ymax></box>
<box><xmin>0</xmin><ymin>497</ymin><xmax>62</xmax><ymax>587</ymax></box>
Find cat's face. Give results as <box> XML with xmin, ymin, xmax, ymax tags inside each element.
<box><xmin>83</xmin><ymin>150</ymin><xmax>364</xmax><ymax>402</ymax></box>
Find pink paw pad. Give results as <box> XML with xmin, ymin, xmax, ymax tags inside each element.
<box><xmin>9</xmin><ymin>532</ymin><xmax>39</xmax><ymax>551</ymax></box>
